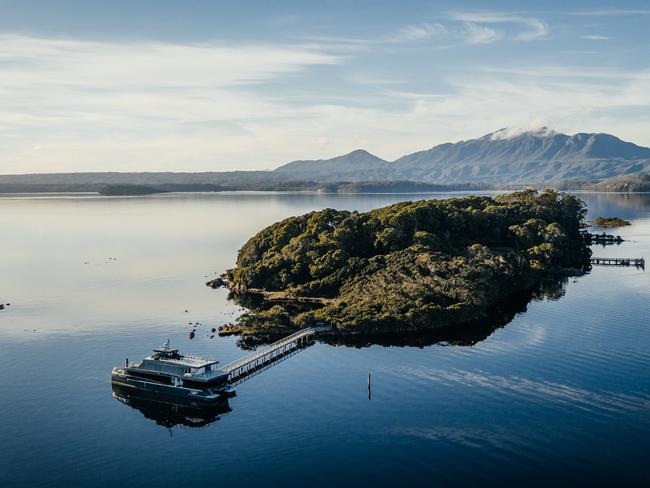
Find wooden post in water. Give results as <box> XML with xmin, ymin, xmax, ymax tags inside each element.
<box><xmin>368</xmin><ymin>372</ymin><xmax>371</xmax><ymax>400</ymax></box>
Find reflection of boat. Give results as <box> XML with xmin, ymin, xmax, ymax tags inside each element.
<box><xmin>111</xmin><ymin>340</ymin><xmax>232</xmax><ymax>405</ymax></box>
<box><xmin>112</xmin><ymin>382</ymin><xmax>231</xmax><ymax>428</ymax></box>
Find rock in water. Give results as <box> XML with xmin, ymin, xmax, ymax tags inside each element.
<box><xmin>206</xmin><ymin>277</ymin><xmax>225</xmax><ymax>289</ymax></box>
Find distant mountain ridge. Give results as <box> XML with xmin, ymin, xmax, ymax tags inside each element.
<box><xmin>274</xmin><ymin>128</ymin><xmax>650</xmax><ymax>183</ymax></box>
<box><xmin>2</xmin><ymin>128</ymin><xmax>650</xmax><ymax>192</ymax></box>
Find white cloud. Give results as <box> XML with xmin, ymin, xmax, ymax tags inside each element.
<box><xmin>582</xmin><ymin>35</ymin><xmax>610</xmax><ymax>41</ymax></box>
<box><xmin>305</xmin><ymin>14</ymin><xmax>546</xmax><ymax>50</ymax></box>
<box><xmin>0</xmin><ymin>35</ymin><xmax>344</xmax><ymax>173</ymax></box>
<box><xmin>387</xmin><ymin>23</ymin><xmax>447</xmax><ymax>42</ymax></box>
<box><xmin>450</xmin><ymin>12</ymin><xmax>549</xmax><ymax>41</ymax></box>
<box><xmin>488</xmin><ymin>126</ymin><xmax>555</xmax><ymax>140</ymax></box>
<box><xmin>0</xmin><ymin>35</ymin><xmax>340</xmax><ymax>89</ymax></box>
<box><xmin>1</xmin><ymin>33</ymin><xmax>650</xmax><ymax>174</ymax></box>
<box><xmin>463</xmin><ymin>23</ymin><xmax>503</xmax><ymax>44</ymax></box>
<box><xmin>374</xmin><ymin>66</ymin><xmax>650</xmax><ymax>149</ymax></box>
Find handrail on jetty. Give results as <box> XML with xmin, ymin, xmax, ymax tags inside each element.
<box><xmin>222</xmin><ymin>326</ymin><xmax>330</xmax><ymax>384</ymax></box>
<box><xmin>590</xmin><ymin>257</ymin><xmax>645</xmax><ymax>268</ymax></box>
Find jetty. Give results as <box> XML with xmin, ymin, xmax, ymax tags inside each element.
<box><xmin>221</xmin><ymin>326</ymin><xmax>329</xmax><ymax>385</ymax></box>
<box><xmin>581</xmin><ymin>231</ymin><xmax>624</xmax><ymax>245</ymax></box>
<box><xmin>590</xmin><ymin>257</ymin><xmax>645</xmax><ymax>268</ymax></box>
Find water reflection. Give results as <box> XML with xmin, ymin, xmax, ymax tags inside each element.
<box><xmin>2</xmin><ymin>191</ymin><xmax>650</xmax><ymax>487</ymax></box>
<box><xmin>112</xmin><ymin>383</ymin><xmax>231</xmax><ymax>429</ymax></box>
<box><xmin>579</xmin><ymin>191</ymin><xmax>650</xmax><ymax>220</ymax></box>
<box><xmin>235</xmin><ymin>275</ymin><xmax>574</xmax><ymax>349</ymax></box>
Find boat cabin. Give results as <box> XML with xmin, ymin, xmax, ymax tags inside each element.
<box><xmin>125</xmin><ymin>340</ymin><xmax>229</xmax><ymax>389</ymax></box>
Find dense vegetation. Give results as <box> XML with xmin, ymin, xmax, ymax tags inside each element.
<box><xmin>591</xmin><ymin>217</ymin><xmax>631</xmax><ymax>228</ymax></box>
<box><xmin>589</xmin><ymin>173</ymin><xmax>650</xmax><ymax>192</ymax></box>
<box><xmin>225</xmin><ymin>190</ymin><xmax>591</xmax><ymax>334</ymax></box>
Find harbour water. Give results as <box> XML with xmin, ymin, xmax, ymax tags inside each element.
<box><xmin>1</xmin><ymin>191</ymin><xmax>650</xmax><ymax>487</ymax></box>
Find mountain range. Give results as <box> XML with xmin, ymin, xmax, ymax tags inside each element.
<box><xmin>2</xmin><ymin>128</ymin><xmax>650</xmax><ymax>193</ymax></box>
<box><xmin>274</xmin><ymin>128</ymin><xmax>650</xmax><ymax>183</ymax></box>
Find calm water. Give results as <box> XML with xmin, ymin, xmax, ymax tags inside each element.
<box><xmin>1</xmin><ymin>192</ymin><xmax>650</xmax><ymax>487</ymax></box>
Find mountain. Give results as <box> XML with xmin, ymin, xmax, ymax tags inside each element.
<box><xmin>389</xmin><ymin>128</ymin><xmax>650</xmax><ymax>183</ymax></box>
<box><xmin>273</xmin><ymin>149</ymin><xmax>389</xmax><ymax>181</ymax></box>
<box><xmin>273</xmin><ymin>128</ymin><xmax>650</xmax><ymax>183</ymax></box>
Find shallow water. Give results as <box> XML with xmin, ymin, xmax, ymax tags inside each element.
<box><xmin>1</xmin><ymin>191</ymin><xmax>649</xmax><ymax>487</ymax></box>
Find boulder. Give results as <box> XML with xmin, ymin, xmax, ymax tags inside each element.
<box><xmin>206</xmin><ymin>277</ymin><xmax>225</xmax><ymax>289</ymax></box>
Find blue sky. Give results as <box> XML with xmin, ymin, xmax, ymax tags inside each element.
<box><xmin>0</xmin><ymin>0</ymin><xmax>649</xmax><ymax>173</ymax></box>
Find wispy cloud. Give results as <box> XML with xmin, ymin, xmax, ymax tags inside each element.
<box><xmin>1</xmin><ymin>22</ymin><xmax>649</xmax><ymax>174</ymax></box>
<box><xmin>582</xmin><ymin>35</ymin><xmax>610</xmax><ymax>41</ymax></box>
<box><xmin>387</xmin><ymin>23</ymin><xmax>447</xmax><ymax>42</ymax></box>
<box><xmin>462</xmin><ymin>23</ymin><xmax>503</xmax><ymax>44</ymax></box>
<box><xmin>0</xmin><ymin>35</ymin><xmax>344</xmax><ymax>173</ymax></box>
<box><xmin>0</xmin><ymin>35</ymin><xmax>341</xmax><ymax>89</ymax></box>
<box><xmin>451</xmin><ymin>12</ymin><xmax>549</xmax><ymax>41</ymax></box>
<box><xmin>304</xmin><ymin>12</ymin><xmax>548</xmax><ymax>50</ymax></box>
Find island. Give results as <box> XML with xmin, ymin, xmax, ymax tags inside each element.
<box><xmin>591</xmin><ymin>217</ymin><xmax>631</xmax><ymax>228</ymax></box>
<box><xmin>220</xmin><ymin>190</ymin><xmax>591</xmax><ymax>337</ymax></box>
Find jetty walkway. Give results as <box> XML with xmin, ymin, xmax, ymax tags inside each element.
<box><xmin>222</xmin><ymin>326</ymin><xmax>329</xmax><ymax>385</ymax></box>
<box><xmin>590</xmin><ymin>257</ymin><xmax>645</xmax><ymax>268</ymax></box>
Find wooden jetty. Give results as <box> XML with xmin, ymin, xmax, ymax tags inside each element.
<box><xmin>221</xmin><ymin>326</ymin><xmax>329</xmax><ymax>385</ymax></box>
<box><xmin>590</xmin><ymin>257</ymin><xmax>645</xmax><ymax>268</ymax></box>
<box><xmin>581</xmin><ymin>231</ymin><xmax>624</xmax><ymax>245</ymax></box>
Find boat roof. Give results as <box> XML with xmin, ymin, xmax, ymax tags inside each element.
<box><xmin>145</xmin><ymin>354</ymin><xmax>218</xmax><ymax>368</ymax></box>
<box><xmin>145</xmin><ymin>340</ymin><xmax>219</xmax><ymax>368</ymax></box>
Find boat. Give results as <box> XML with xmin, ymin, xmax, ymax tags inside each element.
<box><xmin>111</xmin><ymin>340</ymin><xmax>232</xmax><ymax>405</ymax></box>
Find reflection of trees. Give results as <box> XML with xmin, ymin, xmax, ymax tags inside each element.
<box><xmin>535</xmin><ymin>275</ymin><xmax>569</xmax><ymax>301</ymax></box>
<box><xmin>231</xmin><ymin>273</ymin><xmax>577</xmax><ymax>349</ymax></box>
<box><xmin>320</xmin><ymin>274</ymin><xmax>573</xmax><ymax>348</ymax></box>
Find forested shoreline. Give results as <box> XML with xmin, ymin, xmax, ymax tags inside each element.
<box><xmin>221</xmin><ymin>190</ymin><xmax>591</xmax><ymax>336</ymax></box>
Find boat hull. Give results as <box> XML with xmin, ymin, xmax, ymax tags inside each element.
<box><xmin>111</xmin><ymin>369</ymin><xmax>229</xmax><ymax>406</ymax></box>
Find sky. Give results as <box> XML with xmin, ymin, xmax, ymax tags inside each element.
<box><xmin>0</xmin><ymin>0</ymin><xmax>649</xmax><ymax>174</ymax></box>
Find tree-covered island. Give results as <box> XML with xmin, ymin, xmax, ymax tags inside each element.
<box><xmin>591</xmin><ymin>217</ymin><xmax>631</xmax><ymax>228</ymax></box>
<box><xmin>220</xmin><ymin>190</ymin><xmax>591</xmax><ymax>336</ymax></box>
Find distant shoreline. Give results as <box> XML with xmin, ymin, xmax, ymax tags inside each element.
<box><xmin>3</xmin><ymin>188</ymin><xmax>650</xmax><ymax>199</ymax></box>
<box><xmin>2</xmin><ymin>170</ymin><xmax>650</xmax><ymax>195</ymax></box>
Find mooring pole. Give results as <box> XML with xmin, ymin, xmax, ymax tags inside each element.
<box><xmin>368</xmin><ymin>372</ymin><xmax>371</xmax><ymax>400</ymax></box>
